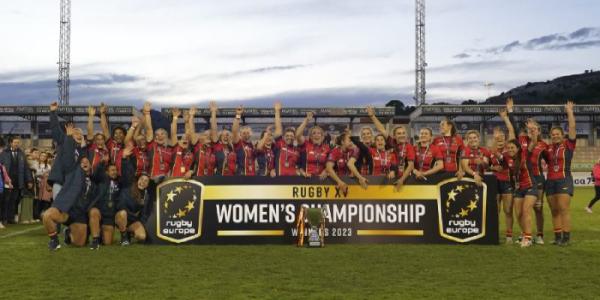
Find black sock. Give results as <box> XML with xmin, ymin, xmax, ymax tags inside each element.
<box><xmin>563</xmin><ymin>232</ymin><xmax>570</xmax><ymax>241</ymax></box>
<box><xmin>554</xmin><ymin>232</ymin><xmax>562</xmax><ymax>241</ymax></box>
<box><xmin>588</xmin><ymin>198</ymin><xmax>600</xmax><ymax>208</ymax></box>
<box><xmin>50</xmin><ymin>234</ymin><xmax>59</xmax><ymax>242</ymax></box>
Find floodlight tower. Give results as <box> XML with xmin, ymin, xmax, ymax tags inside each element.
<box><xmin>57</xmin><ymin>0</ymin><xmax>71</xmax><ymax>105</ymax></box>
<box><xmin>415</xmin><ymin>0</ymin><xmax>426</xmax><ymax>106</ymax></box>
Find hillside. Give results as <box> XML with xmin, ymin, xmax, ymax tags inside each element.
<box><xmin>485</xmin><ymin>70</ymin><xmax>600</xmax><ymax>104</ymax></box>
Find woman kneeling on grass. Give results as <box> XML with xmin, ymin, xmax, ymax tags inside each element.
<box><xmin>115</xmin><ymin>146</ymin><xmax>152</xmax><ymax>246</ymax></box>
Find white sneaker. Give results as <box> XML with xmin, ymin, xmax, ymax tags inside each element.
<box><xmin>585</xmin><ymin>207</ymin><xmax>593</xmax><ymax>213</ymax></box>
<box><xmin>520</xmin><ymin>238</ymin><xmax>532</xmax><ymax>248</ymax></box>
<box><xmin>534</xmin><ymin>236</ymin><xmax>544</xmax><ymax>245</ymax></box>
<box><xmin>0</xmin><ymin>223</ymin><xmax>5</xmax><ymax>229</ymax></box>
<box><xmin>505</xmin><ymin>237</ymin><xmax>513</xmax><ymax>244</ymax></box>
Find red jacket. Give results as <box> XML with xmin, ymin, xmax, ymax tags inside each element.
<box><xmin>593</xmin><ymin>163</ymin><xmax>600</xmax><ymax>187</ymax></box>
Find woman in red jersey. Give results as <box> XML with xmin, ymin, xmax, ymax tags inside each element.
<box><xmin>325</xmin><ymin>132</ymin><xmax>364</xmax><ymax>192</ymax></box>
<box><xmin>489</xmin><ymin>107</ymin><xmax>517</xmax><ymax>243</ymax></box>
<box><xmin>503</xmin><ymin>138</ymin><xmax>537</xmax><ymax>248</ymax></box>
<box><xmin>460</xmin><ymin>130</ymin><xmax>491</xmax><ymax>187</ymax></box>
<box><xmin>368</xmin><ymin>110</ymin><xmax>415</xmax><ymax>190</ymax></box>
<box><xmin>433</xmin><ymin>118</ymin><xmax>464</xmax><ymax>179</ymax></box>
<box><xmin>186</xmin><ymin>106</ymin><xmax>216</xmax><ymax>177</ymax></box>
<box><xmin>413</xmin><ymin>128</ymin><xmax>444</xmax><ymax>180</ymax></box>
<box><xmin>142</xmin><ymin>102</ymin><xmax>175</xmax><ymax>182</ymax></box>
<box><xmin>585</xmin><ymin>159</ymin><xmax>600</xmax><ymax>213</ymax></box>
<box><xmin>544</xmin><ymin>101</ymin><xmax>576</xmax><ymax>245</ymax></box>
<box><xmin>296</xmin><ymin>112</ymin><xmax>330</xmax><ymax>179</ymax></box>
<box><xmin>208</xmin><ymin>102</ymin><xmax>236</xmax><ymax>176</ymax></box>
<box><xmin>168</xmin><ymin>108</ymin><xmax>195</xmax><ymax>178</ymax></box>
<box><xmin>369</xmin><ymin>134</ymin><xmax>397</xmax><ymax>179</ymax></box>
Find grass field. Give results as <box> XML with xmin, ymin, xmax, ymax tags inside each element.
<box><xmin>1</xmin><ymin>187</ymin><xmax>600</xmax><ymax>299</ymax></box>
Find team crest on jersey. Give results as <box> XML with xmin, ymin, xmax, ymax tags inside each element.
<box><xmin>156</xmin><ymin>179</ymin><xmax>205</xmax><ymax>243</ymax></box>
<box><xmin>437</xmin><ymin>178</ymin><xmax>486</xmax><ymax>243</ymax></box>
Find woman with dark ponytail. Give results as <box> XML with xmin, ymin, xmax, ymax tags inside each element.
<box><xmin>115</xmin><ymin>144</ymin><xmax>153</xmax><ymax>246</ymax></box>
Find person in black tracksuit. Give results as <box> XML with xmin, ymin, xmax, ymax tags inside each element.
<box><xmin>43</xmin><ymin>102</ymin><xmax>89</xmax><ymax>250</ymax></box>
<box><xmin>62</xmin><ymin>157</ymin><xmax>98</xmax><ymax>247</ymax></box>
<box><xmin>115</xmin><ymin>146</ymin><xmax>154</xmax><ymax>245</ymax></box>
<box><xmin>87</xmin><ymin>157</ymin><xmax>123</xmax><ymax>249</ymax></box>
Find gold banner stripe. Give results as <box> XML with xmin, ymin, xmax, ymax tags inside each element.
<box><xmin>217</xmin><ymin>230</ymin><xmax>285</xmax><ymax>236</ymax></box>
<box><xmin>204</xmin><ymin>185</ymin><xmax>438</xmax><ymax>200</ymax></box>
<box><xmin>356</xmin><ymin>230</ymin><xmax>424</xmax><ymax>236</ymax></box>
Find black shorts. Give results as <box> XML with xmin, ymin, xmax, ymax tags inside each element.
<box><xmin>545</xmin><ymin>177</ymin><xmax>574</xmax><ymax>197</ymax></box>
<box><xmin>65</xmin><ymin>207</ymin><xmax>88</xmax><ymax>226</ymax></box>
<box><xmin>514</xmin><ymin>186</ymin><xmax>538</xmax><ymax>198</ymax></box>
<box><xmin>101</xmin><ymin>213</ymin><xmax>116</xmax><ymax>226</ymax></box>
<box><xmin>127</xmin><ymin>212</ymin><xmax>142</xmax><ymax>227</ymax></box>
<box><xmin>497</xmin><ymin>180</ymin><xmax>514</xmax><ymax>195</ymax></box>
<box><xmin>533</xmin><ymin>175</ymin><xmax>546</xmax><ymax>190</ymax></box>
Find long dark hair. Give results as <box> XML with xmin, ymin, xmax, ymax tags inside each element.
<box><xmin>506</xmin><ymin>139</ymin><xmax>521</xmax><ymax>186</ymax></box>
<box><xmin>130</xmin><ymin>174</ymin><xmax>149</xmax><ymax>205</ymax></box>
<box><xmin>441</xmin><ymin>117</ymin><xmax>457</xmax><ymax>136</ymax></box>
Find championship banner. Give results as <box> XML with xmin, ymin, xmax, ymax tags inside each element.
<box><xmin>144</xmin><ymin>175</ymin><xmax>499</xmax><ymax>245</ymax></box>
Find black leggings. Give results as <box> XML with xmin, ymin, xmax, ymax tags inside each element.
<box><xmin>588</xmin><ymin>186</ymin><xmax>600</xmax><ymax>208</ymax></box>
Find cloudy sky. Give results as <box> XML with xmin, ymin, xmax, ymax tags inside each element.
<box><xmin>1</xmin><ymin>0</ymin><xmax>599</xmax><ymax>107</ymax></box>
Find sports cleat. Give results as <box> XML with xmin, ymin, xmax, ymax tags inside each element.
<box><xmin>120</xmin><ymin>232</ymin><xmax>130</xmax><ymax>246</ymax></box>
<box><xmin>63</xmin><ymin>227</ymin><xmax>71</xmax><ymax>246</ymax></box>
<box><xmin>520</xmin><ymin>238</ymin><xmax>532</xmax><ymax>248</ymax></box>
<box><xmin>505</xmin><ymin>237</ymin><xmax>513</xmax><ymax>244</ymax></box>
<box><xmin>534</xmin><ymin>236</ymin><xmax>544</xmax><ymax>245</ymax></box>
<box><xmin>48</xmin><ymin>238</ymin><xmax>61</xmax><ymax>251</ymax></box>
<box><xmin>89</xmin><ymin>238</ymin><xmax>100</xmax><ymax>250</ymax></box>
<box><xmin>585</xmin><ymin>207</ymin><xmax>593</xmax><ymax>213</ymax></box>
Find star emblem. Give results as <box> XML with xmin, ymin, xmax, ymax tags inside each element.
<box><xmin>459</xmin><ymin>208</ymin><xmax>469</xmax><ymax>217</ymax></box>
<box><xmin>177</xmin><ymin>208</ymin><xmax>187</xmax><ymax>218</ymax></box>
<box><xmin>448</xmin><ymin>190</ymin><xmax>458</xmax><ymax>201</ymax></box>
<box><xmin>456</xmin><ymin>185</ymin><xmax>464</xmax><ymax>192</ymax></box>
<box><xmin>468</xmin><ymin>200</ymin><xmax>477</xmax><ymax>211</ymax></box>
<box><xmin>185</xmin><ymin>200</ymin><xmax>195</xmax><ymax>212</ymax></box>
<box><xmin>166</xmin><ymin>190</ymin><xmax>176</xmax><ymax>202</ymax></box>
<box><xmin>175</xmin><ymin>187</ymin><xmax>183</xmax><ymax>193</ymax></box>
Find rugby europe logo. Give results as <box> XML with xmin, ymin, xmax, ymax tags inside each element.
<box><xmin>437</xmin><ymin>178</ymin><xmax>487</xmax><ymax>243</ymax></box>
<box><xmin>156</xmin><ymin>179</ymin><xmax>205</xmax><ymax>243</ymax></box>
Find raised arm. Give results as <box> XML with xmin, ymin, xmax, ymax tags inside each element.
<box><xmin>367</xmin><ymin>106</ymin><xmax>388</xmax><ymax>139</ymax></box>
<box><xmin>232</xmin><ymin>106</ymin><xmax>243</xmax><ymax>144</ymax></box>
<box><xmin>99</xmin><ymin>102</ymin><xmax>110</xmax><ymax>139</ymax></box>
<box><xmin>143</xmin><ymin>101</ymin><xmax>154</xmax><ymax>143</ymax></box>
<box><xmin>566</xmin><ymin>100</ymin><xmax>576</xmax><ymax>140</ymax></box>
<box><xmin>187</xmin><ymin>107</ymin><xmax>198</xmax><ymax>145</ymax></box>
<box><xmin>499</xmin><ymin>109</ymin><xmax>515</xmax><ymax>141</ymax></box>
<box><xmin>209</xmin><ymin>101</ymin><xmax>218</xmax><ymax>143</ymax></box>
<box><xmin>274</xmin><ymin>101</ymin><xmax>282</xmax><ymax>138</ymax></box>
<box><xmin>170</xmin><ymin>108</ymin><xmax>180</xmax><ymax>146</ymax></box>
<box><xmin>49</xmin><ymin>101</ymin><xmax>65</xmax><ymax>144</ymax></box>
<box><xmin>296</xmin><ymin>112</ymin><xmax>313</xmax><ymax>145</ymax></box>
<box><xmin>257</xmin><ymin>126</ymin><xmax>273</xmax><ymax>151</ymax></box>
<box><xmin>124</xmin><ymin>115</ymin><xmax>140</xmax><ymax>145</ymax></box>
<box><xmin>86</xmin><ymin>105</ymin><xmax>96</xmax><ymax>141</ymax></box>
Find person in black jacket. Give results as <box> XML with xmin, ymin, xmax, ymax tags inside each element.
<box><xmin>47</xmin><ymin>102</ymin><xmax>86</xmax><ymax>199</ymax></box>
<box><xmin>42</xmin><ymin>102</ymin><xmax>91</xmax><ymax>250</ymax></box>
<box><xmin>0</xmin><ymin>136</ymin><xmax>33</xmax><ymax>225</ymax></box>
<box><xmin>87</xmin><ymin>156</ymin><xmax>122</xmax><ymax>249</ymax></box>
<box><xmin>115</xmin><ymin>145</ymin><xmax>153</xmax><ymax>246</ymax></box>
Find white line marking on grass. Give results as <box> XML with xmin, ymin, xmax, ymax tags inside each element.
<box><xmin>0</xmin><ymin>226</ymin><xmax>44</xmax><ymax>239</ymax></box>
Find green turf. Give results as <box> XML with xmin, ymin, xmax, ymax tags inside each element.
<box><xmin>2</xmin><ymin>187</ymin><xmax>600</xmax><ymax>299</ymax></box>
